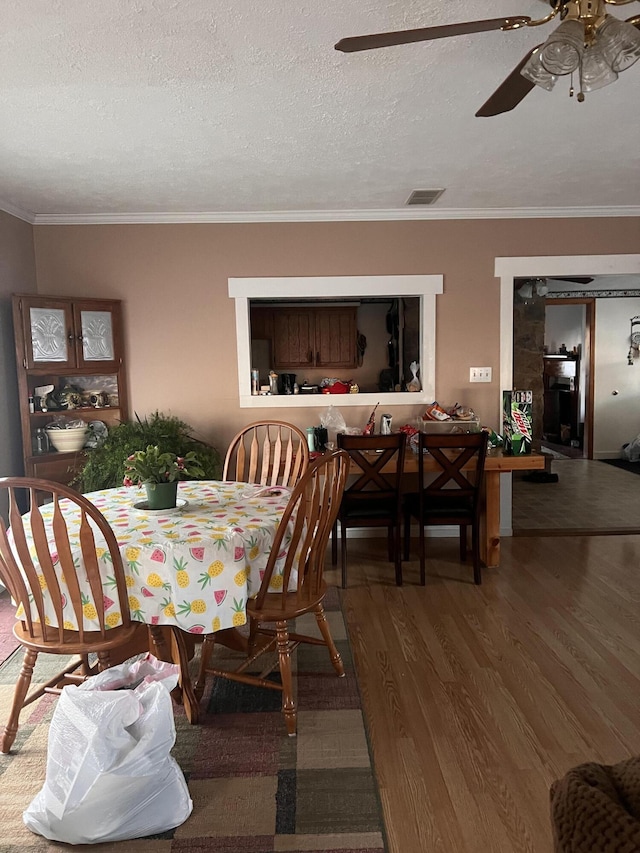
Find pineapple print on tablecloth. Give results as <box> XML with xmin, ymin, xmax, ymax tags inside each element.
<box><xmin>177</xmin><ymin>598</ymin><xmax>207</xmax><ymax>617</ymax></box>
<box><xmin>160</xmin><ymin>597</ymin><xmax>176</xmax><ymax>619</ymax></box>
<box><xmin>106</xmin><ymin>611</ymin><xmax>122</xmax><ymax>628</ymax></box>
<box><xmin>211</xmin><ymin>615</ymin><xmax>221</xmax><ymax>632</ymax></box>
<box><xmin>198</xmin><ymin>559</ymin><xmax>224</xmax><ymax>589</ymax></box>
<box><xmin>173</xmin><ymin>556</ymin><xmax>190</xmax><ymax>588</ymax></box>
<box><xmin>128</xmin><ymin>595</ymin><xmax>144</xmax><ymax>620</ymax></box>
<box><xmin>247</xmin><ymin>535</ymin><xmax>260</xmax><ymax>561</ymax></box>
<box><xmin>234</xmin><ymin>566</ymin><xmax>249</xmax><ymax>587</ymax></box>
<box><xmin>81</xmin><ymin>592</ymin><xmax>98</xmax><ymax>622</ymax></box>
<box><xmin>124</xmin><ymin>546</ymin><xmax>141</xmax><ymax>574</ymax></box>
<box><xmin>231</xmin><ymin>597</ymin><xmax>246</xmax><ymax>627</ymax></box>
<box><xmin>146</xmin><ymin>572</ymin><xmax>171</xmax><ymax>591</ymax></box>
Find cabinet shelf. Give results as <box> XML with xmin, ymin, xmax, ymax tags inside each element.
<box><xmin>28</xmin><ymin>406</ymin><xmax>121</xmax><ymax>418</ymax></box>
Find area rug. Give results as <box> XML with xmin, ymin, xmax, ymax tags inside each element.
<box><xmin>601</xmin><ymin>458</ymin><xmax>640</xmax><ymax>476</ymax></box>
<box><xmin>0</xmin><ymin>586</ymin><xmax>387</xmax><ymax>852</ymax></box>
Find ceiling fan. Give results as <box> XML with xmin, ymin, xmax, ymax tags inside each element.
<box><xmin>516</xmin><ymin>275</ymin><xmax>594</xmax><ymax>300</ymax></box>
<box><xmin>335</xmin><ymin>0</ymin><xmax>640</xmax><ymax>116</ymax></box>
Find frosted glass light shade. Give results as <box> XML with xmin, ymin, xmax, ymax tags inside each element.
<box><xmin>597</xmin><ymin>15</ymin><xmax>640</xmax><ymax>72</ymax></box>
<box><xmin>580</xmin><ymin>47</ymin><xmax>618</xmax><ymax>91</ymax></box>
<box><xmin>540</xmin><ymin>19</ymin><xmax>585</xmax><ymax>75</ymax></box>
<box><xmin>521</xmin><ymin>48</ymin><xmax>559</xmax><ymax>90</ymax></box>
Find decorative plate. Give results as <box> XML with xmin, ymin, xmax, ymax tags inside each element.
<box><xmin>85</xmin><ymin>420</ymin><xmax>109</xmax><ymax>448</ymax></box>
<box><xmin>132</xmin><ymin>498</ymin><xmax>189</xmax><ymax>515</ymax></box>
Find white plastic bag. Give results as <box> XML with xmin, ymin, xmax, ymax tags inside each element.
<box><xmin>320</xmin><ymin>405</ymin><xmax>347</xmax><ymax>444</ymax></box>
<box><xmin>622</xmin><ymin>435</ymin><xmax>640</xmax><ymax>461</ymax></box>
<box><xmin>23</xmin><ymin>655</ymin><xmax>192</xmax><ymax>844</ymax></box>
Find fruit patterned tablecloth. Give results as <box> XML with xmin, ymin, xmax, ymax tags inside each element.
<box><xmin>13</xmin><ymin>480</ymin><xmax>293</xmax><ymax>636</ymax></box>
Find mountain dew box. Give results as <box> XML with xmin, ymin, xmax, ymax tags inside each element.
<box><xmin>502</xmin><ymin>390</ymin><xmax>533</xmax><ymax>455</ymax></box>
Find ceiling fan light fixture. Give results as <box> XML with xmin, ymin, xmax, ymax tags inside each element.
<box><xmin>521</xmin><ymin>48</ymin><xmax>559</xmax><ymax>90</ymax></box>
<box><xmin>597</xmin><ymin>15</ymin><xmax>640</xmax><ymax>72</ymax></box>
<box><xmin>517</xmin><ymin>282</ymin><xmax>534</xmax><ymax>300</ymax></box>
<box><xmin>539</xmin><ymin>19</ymin><xmax>585</xmax><ymax>75</ymax></box>
<box><xmin>579</xmin><ymin>45</ymin><xmax>618</xmax><ymax>91</ymax></box>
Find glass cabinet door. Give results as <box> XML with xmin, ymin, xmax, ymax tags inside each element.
<box><xmin>79</xmin><ymin>310</ymin><xmax>114</xmax><ymax>362</ymax></box>
<box><xmin>26</xmin><ymin>301</ymin><xmax>75</xmax><ymax>367</ymax></box>
<box><xmin>72</xmin><ymin>301</ymin><xmax>119</xmax><ymax>368</ymax></box>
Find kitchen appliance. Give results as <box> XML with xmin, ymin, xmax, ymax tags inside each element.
<box><xmin>278</xmin><ymin>373</ymin><xmax>296</xmax><ymax>395</ymax></box>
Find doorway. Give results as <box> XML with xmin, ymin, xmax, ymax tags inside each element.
<box><xmin>496</xmin><ymin>253</ymin><xmax>640</xmax><ymax>535</ymax></box>
<box><xmin>513</xmin><ymin>287</ymin><xmax>596</xmax><ymax>461</ymax></box>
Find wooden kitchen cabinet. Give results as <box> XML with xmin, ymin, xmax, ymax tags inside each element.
<box><xmin>12</xmin><ymin>294</ymin><xmax>129</xmax><ymax>486</ymax></box>
<box><xmin>272</xmin><ymin>309</ymin><xmax>315</xmax><ymax>369</ymax></box>
<box><xmin>315</xmin><ymin>307</ymin><xmax>357</xmax><ymax>369</ymax></box>
<box><xmin>254</xmin><ymin>305</ymin><xmax>357</xmax><ymax>370</ymax></box>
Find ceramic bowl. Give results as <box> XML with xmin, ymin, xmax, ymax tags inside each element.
<box><xmin>46</xmin><ymin>426</ymin><xmax>88</xmax><ymax>452</ymax></box>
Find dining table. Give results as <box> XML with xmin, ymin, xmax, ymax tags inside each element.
<box><xmin>12</xmin><ymin>479</ymin><xmax>293</xmax><ymax>724</ymax></box>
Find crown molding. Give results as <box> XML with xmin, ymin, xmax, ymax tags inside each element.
<box><xmin>29</xmin><ymin>205</ymin><xmax>640</xmax><ymax>226</ymax></box>
<box><xmin>0</xmin><ymin>198</ymin><xmax>35</xmax><ymax>224</ymax></box>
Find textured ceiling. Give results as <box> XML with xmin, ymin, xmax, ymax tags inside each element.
<box><xmin>2</xmin><ymin>0</ymin><xmax>640</xmax><ymax>219</ymax></box>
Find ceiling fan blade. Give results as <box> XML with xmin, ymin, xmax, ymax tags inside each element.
<box><xmin>475</xmin><ymin>45</ymin><xmax>542</xmax><ymax>117</ymax></box>
<box><xmin>335</xmin><ymin>16</ymin><xmax>531</xmax><ymax>53</ymax></box>
<box><xmin>548</xmin><ymin>277</ymin><xmax>594</xmax><ymax>284</ymax></box>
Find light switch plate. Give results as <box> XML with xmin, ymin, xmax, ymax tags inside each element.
<box><xmin>470</xmin><ymin>367</ymin><xmax>492</xmax><ymax>383</ymax></box>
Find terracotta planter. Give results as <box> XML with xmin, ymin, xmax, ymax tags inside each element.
<box><xmin>145</xmin><ymin>481</ymin><xmax>178</xmax><ymax>510</ymax></box>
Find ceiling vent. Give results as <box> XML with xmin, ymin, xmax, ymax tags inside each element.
<box><xmin>406</xmin><ymin>188</ymin><xmax>445</xmax><ymax>206</ymax></box>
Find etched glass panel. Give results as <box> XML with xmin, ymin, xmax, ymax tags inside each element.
<box><xmin>80</xmin><ymin>310</ymin><xmax>114</xmax><ymax>361</ymax></box>
<box><xmin>30</xmin><ymin>307</ymin><xmax>68</xmax><ymax>362</ymax></box>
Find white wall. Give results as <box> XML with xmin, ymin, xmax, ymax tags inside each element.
<box><xmin>545</xmin><ymin>304</ymin><xmax>584</xmax><ymax>355</ymax></box>
<box><xmin>593</xmin><ymin>297</ymin><xmax>640</xmax><ymax>458</ymax></box>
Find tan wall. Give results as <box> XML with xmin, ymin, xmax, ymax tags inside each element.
<box><xmin>0</xmin><ymin>211</ymin><xmax>36</xmax><ymax>498</ymax></box>
<box><xmin>32</xmin><ymin>218</ymin><xmax>640</xmax><ymax>454</ymax></box>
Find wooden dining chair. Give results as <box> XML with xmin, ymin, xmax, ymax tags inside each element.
<box><xmin>332</xmin><ymin>432</ymin><xmax>406</xmax><ymax>587</ymax></box>
<box><xmin>0</xmin><ymin>477</ymin><xmax>142</xmax><ymax>754</ymax></box>
<box><xmin>403</xmin><ymin>431</ymin><xmax>489</xmax><ymax>585</ymax></box>
<box><xmin>196</xmin><ymin>449</ymin><xmax>350</xmax><ymax>736</ymax></box>
<box><xmin>223</xmin><ymin>420</ymin><xmax>310</xmax><ymax>488</ymax></box>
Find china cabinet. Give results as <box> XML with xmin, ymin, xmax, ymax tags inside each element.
<box><xmin>12</xmin><ymin>294</ymin><xmax>129</xmax><ymax>485</ymax></box>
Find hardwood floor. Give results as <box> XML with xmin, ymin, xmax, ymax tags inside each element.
<box><xmin>330</xmin><ymin>535</ymin><xmax>640</xmax><ymax>852</ymax></box>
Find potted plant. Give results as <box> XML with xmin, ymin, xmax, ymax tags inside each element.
<box><xmin>124</xmin><ymin>445</ymin><xmax>205</xmax><ymax>509</ymax></box>
<box><xmin>74</xmin><ymin>411</ymin><xmax>221</xmax><ymax>493</ymax></box>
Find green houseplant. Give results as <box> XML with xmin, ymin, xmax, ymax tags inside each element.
<box><xmin>75</xmin><ymin>411</ymin><xmax>221</xmax><ymax>493</ymax></box>
<box><xmin>123</xmin><ymin>445</ymin><xmax>205</xmax><ymax>509</ymax></box>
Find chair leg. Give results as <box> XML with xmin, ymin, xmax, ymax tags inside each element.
<box><xmin>419</xmin><ymin>521</ymin><xmax>426</xmax><ymax>586</ymax></box>
<box><xmin>459</xmin><ymin>525</ymin><xmax>468</xmax><ymax>562</ymax></box>
<box><xmin>96</xmin><ymin>650</ymin><xmax>112</xmax><ymax>671</ymax></box>
<box><xmin>275</xmin><ymin>620</ymin><xmax>296</xmax><ymax>736</ymax></box>
<box><xmin>393</xmin><ymin>525</ymin><xmax>403</xmax><ymax>586</ymax></box>
<box><xmin>472</xmin><ymin>523</ymin><xmax>482</xmax><ymax>585</ymax></box>
<box><xmin>331</xmin><ymin>521</ymin><xmax>338</xmax><ymax>565</ymax></box>
<box><xmin>314</xmin><ymin>604</ymin><xmax>345</xmax><ymax>677</ymax></box>
<box><xmin>148</xmin><ymin>625</ymin><xmax>171</xmax><ymax>661</ymax></box>
<box><xmin>2</xmin><ymin>647</ymin><xmax>37</xmax><ymax>754</ymax></box>
<box><xmin>403</xmin><ymin>509</ymin><xmax>411</xmax><ymax>561</ymax></box>
<box><xmin>195</xmin><ymin>633</ymin><xmax>216</xmax><ymax>701</ymax></box>
<box><xmin>341</xmin><ymin>523</ymin><xmax>348</xmax><ymax>589</ymax></box>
